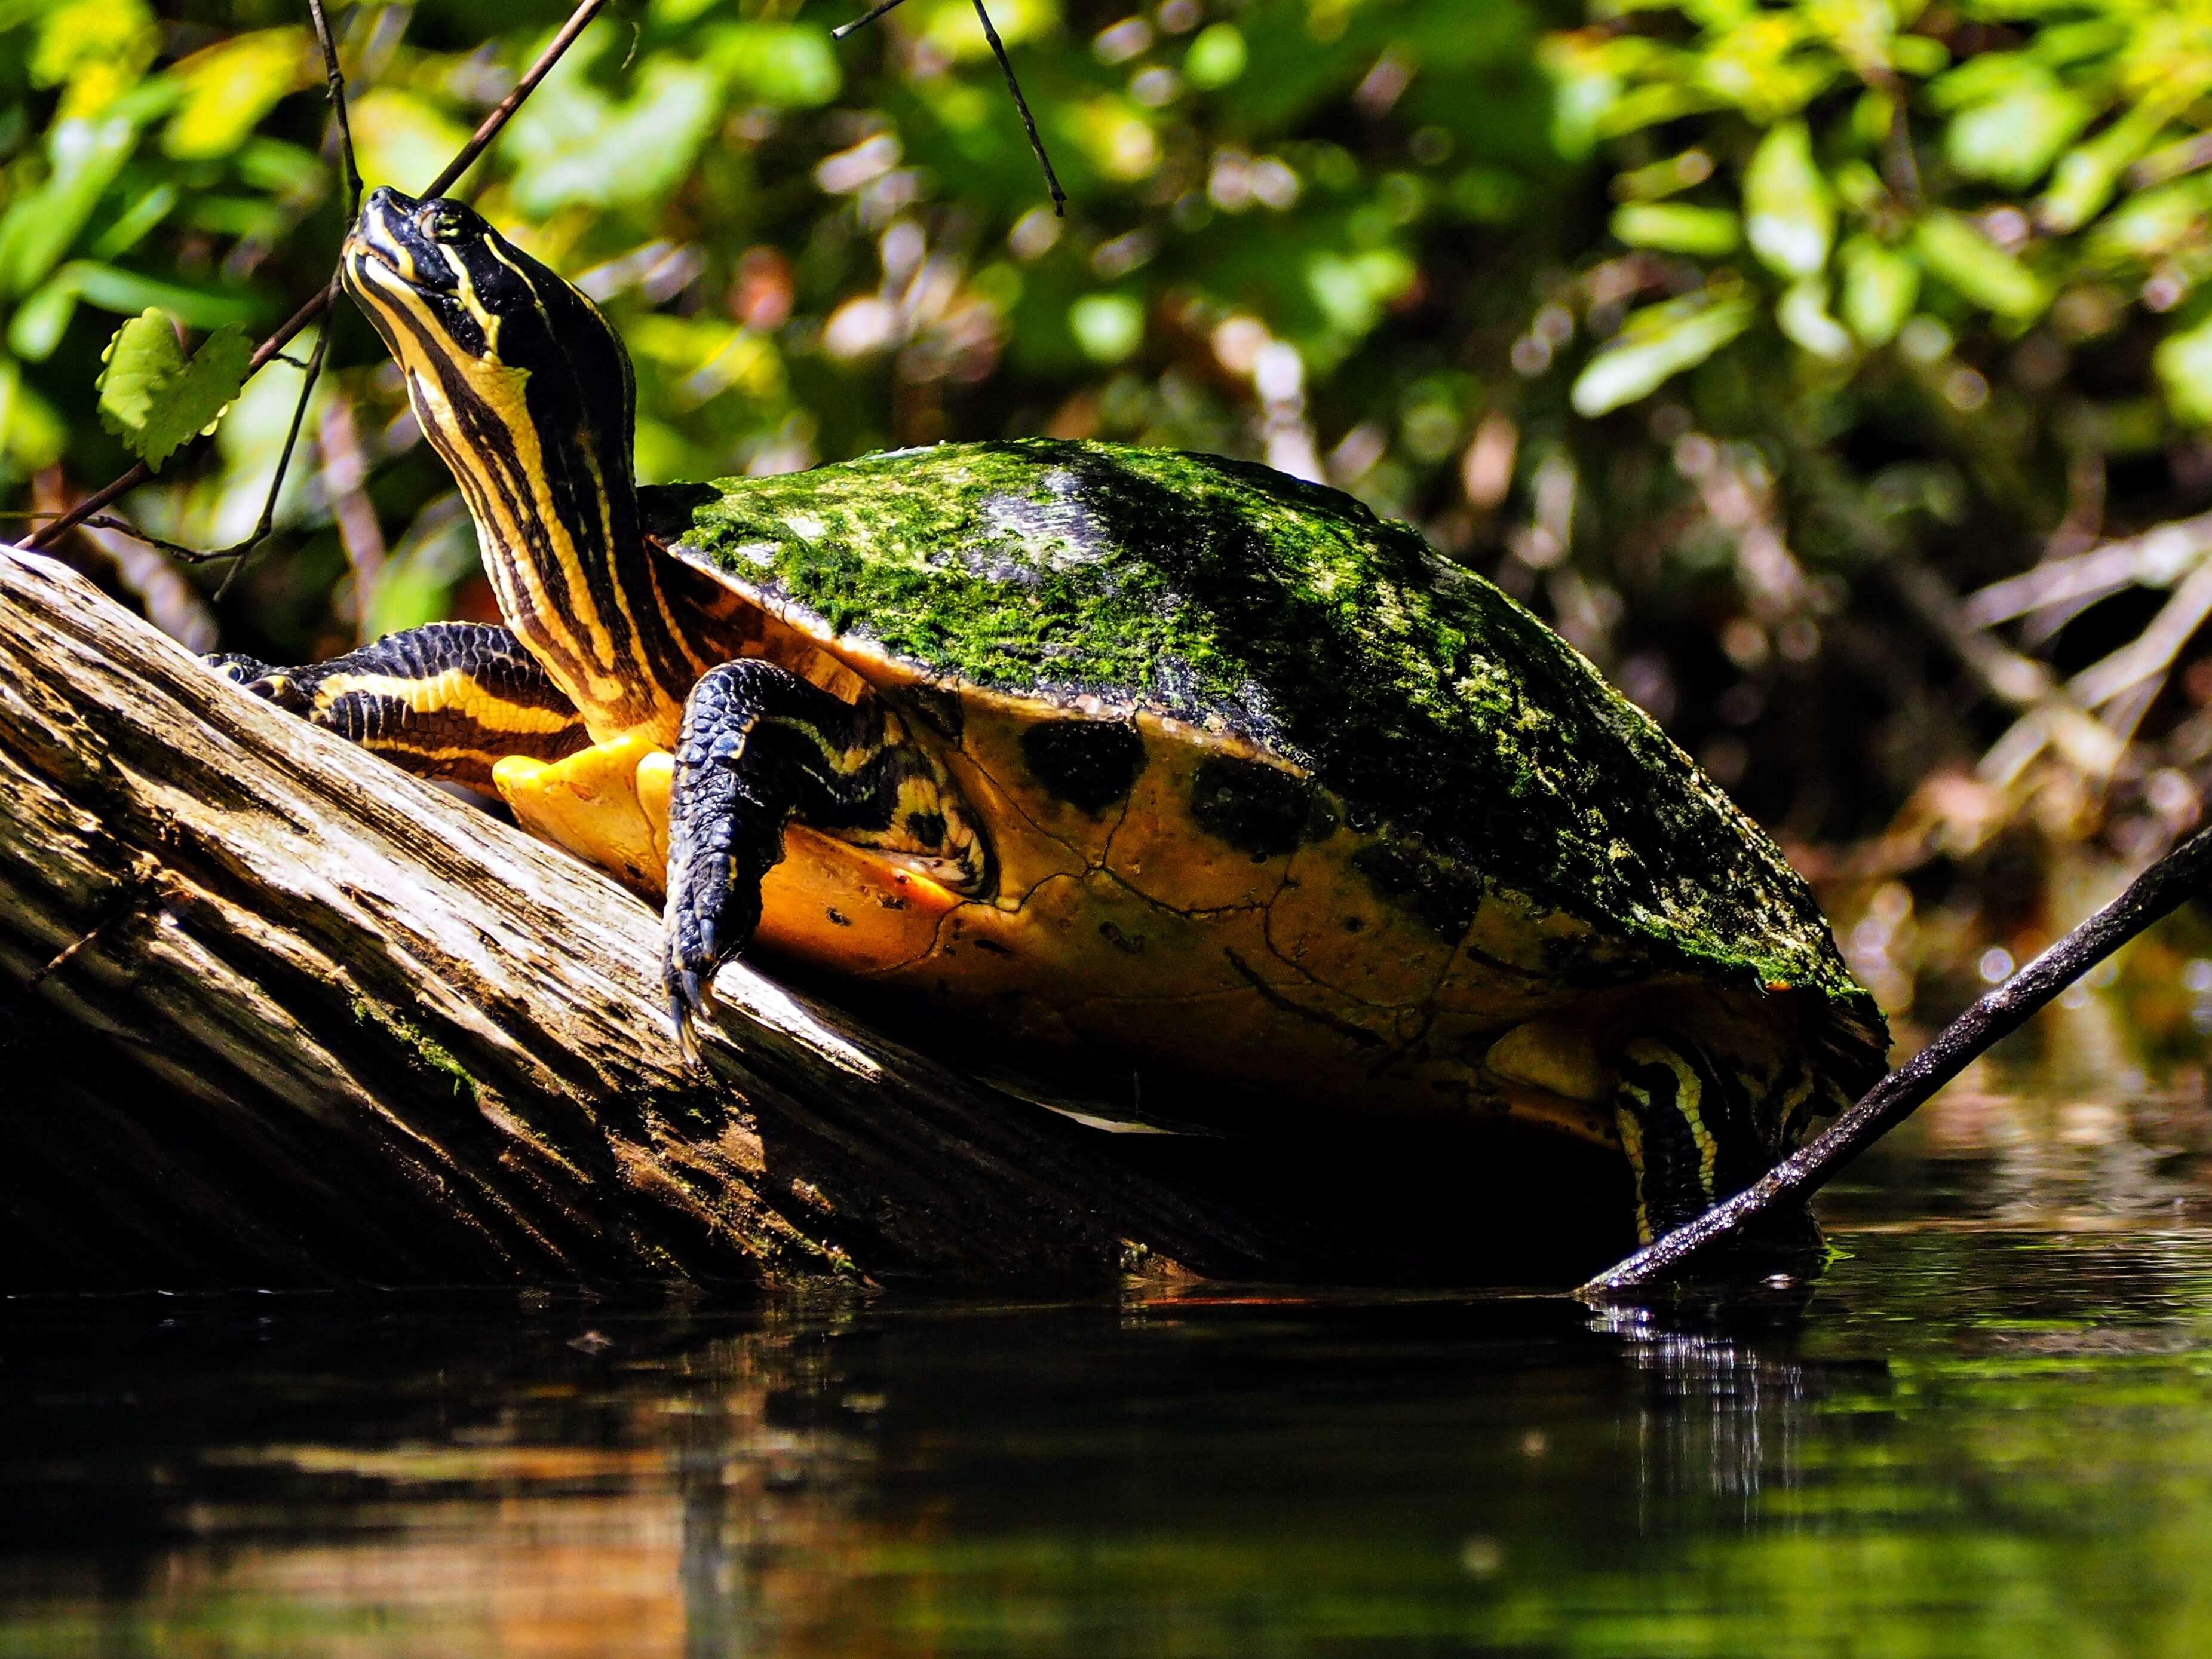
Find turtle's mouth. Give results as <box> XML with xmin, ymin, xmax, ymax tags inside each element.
<box><xmin>342</xmin><ymin>186</ymin><xmax>462</xmax><ymax>300</ymax></box>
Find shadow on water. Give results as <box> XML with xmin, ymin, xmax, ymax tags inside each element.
<box><xmin>2</xmin><ymin>1070</ymin><xmax>2211</xmax><ymax>1657</ymax></box>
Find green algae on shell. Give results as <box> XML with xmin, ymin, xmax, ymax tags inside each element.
<box><xmin>642</xmin><ymin>438</ymin><xmax>1883</xmax><ymax>1074</ymax></box>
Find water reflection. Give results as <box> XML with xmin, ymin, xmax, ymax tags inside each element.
<box><xmin>2</xmin><ymin>1081</ymin><xmax>2210</xmax><ymax>1657</ymax></box>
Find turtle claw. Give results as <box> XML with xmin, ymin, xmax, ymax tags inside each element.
<box><xmin>662</xmin><ymin>949</ymin><xmax>715</xmax><ymax>1066</ymax></box>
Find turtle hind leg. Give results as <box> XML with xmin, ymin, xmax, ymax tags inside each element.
<box><xmin>1612</xmin><ymin>1033</ymin><xmax>1821</xmax><ymax>1259</ymax></box>
<box><xmin>663</xmin><ymin>658</ymin><xmax>987</xmax><ymax>1042</ymax></box>
<box><xmin>208</xmin><ymin>622</ymin><xmax>590</xmax><ymax>791</ymax></box>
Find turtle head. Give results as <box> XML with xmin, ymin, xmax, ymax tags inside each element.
<box><xmin>340</xmin><ymin>185</ymin><xmax>636</xmax><ymax>482</ymax></box>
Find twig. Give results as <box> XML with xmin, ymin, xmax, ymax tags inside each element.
<box><xmin>421</xmin><ymin>0</ymin><xmax>612</xmax><ymax>198</ymax></box>
<box><xmin>968</xmin><ymin>0</ymin><xmax>1066</xmax><ymax>216</ymax></box>
<box><xmin>216</xmin><ymin>292</ymin><xmax>335</xmax><ymax>600</ymax></box>
<box><xmin>2128</xmin><ymin>130</ymin><xmax>2212</xmax><ymax>192</ymax></box>
<box><xmin>832</xmin><ymin>0</ymin><xmax>910</xmax><ymax>40</ymax></box>
<box><xmin>1881</xmin><ymin>73</ymin><xmax>1922</xmax><ymax>213</ymax></box>
<box><xmin>1961</xmin><ymin>510</ymin><xmax>2212</xmax><ymax>630</ymax></box>
<box><xmin>1887</xmin><ymin>560</ymin><xmax>2122</xmax><ymax>778</ymax></box>
<box><xmin>2066</xmin><ymin>556</ymin><xmax>2212</xmax><ymax>711</ymax></box>
<box><xmin>835</xmin><ymin>0</ymin><xmax>1066</xmax><ymax>214</ymax></box>
<box><xmin>1578</xmin><ymin>821</ymin><xmax>2212</xmax><ymax>1295</ymax></box>
<box><xmin>307</xmin><ymin>0</ymin><xmax>364</xmax><ymax>220</ymax></box>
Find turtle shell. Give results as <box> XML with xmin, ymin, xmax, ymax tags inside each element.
<box><xmin>643</xmin><ymin>439</ymin><xmax>1886</xmax><ymax>1145</ymax></box>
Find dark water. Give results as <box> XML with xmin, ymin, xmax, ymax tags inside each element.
<box><xmin>4</xmin><ymin>1077</ymin><xmax>2210</xmax><ymax>1658</ymax></box>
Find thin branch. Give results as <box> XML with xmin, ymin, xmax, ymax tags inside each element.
<box><xmin>2128</xmin><ymin>130</ymin><xmax>2212</xmax><ymax>192</ymax></box>
<box><xmin>1961</xmin><ymin>510</ymin><xmax>2212</xmax><ymax>630</ymax></box>
<box><xmin>969</xmin><ymin>0</ymin><xmax>1066</xmax><ymax>216</ymax></box>
<box><xmin>832</xmin><ymin>0</ymin><xmax>911</xmax><ymax>40</ymax></box>
<box><xmin>216</xmin><ymin>291</ymin><xmax>335</xmax><ymax>600</ymax></box>
<box><xmin>1578</xmin><ymin>821</ymin><xmax>2212</xmax><ymax>1295</ymax></box>
<box><xmin>23</xmin><ymin>0</ymin><xmax>613</xmax><ymax>556</ymax></box>
<box><xmin>835</xmin><ymin>0</ymin><xmax>1066</xmax><ymax>214</ymax></box>
<box><xmin>307</xmin><ymin>0</ymin><xmax>364</xmax><ymax>222</ymax></box>
<box><xmin>421</xmin><ymin>0</ymin><xmax>612</xmax><ymax>199</ymax></box>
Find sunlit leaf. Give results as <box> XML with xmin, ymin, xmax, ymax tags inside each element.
<box><xmin>1777</xmin><ymin>278</ymin><xmax>1852</xmax><ymax>359</ymax></box>
<box><xmin>0</xmin><ymin>112</ymin><xmax>140</xmax><ymax>298</ymax></box>
<box><xmin>1611</xmin><ymin>202</ymin><xmax>1739</xmax><ymax>256</ymax></box>
<box><xmin>162</xmin><ymin>29</ymin><xmax>311</xmax><ymax>161</ymax></box>
<box><xmin>1942</xmin><ymin>70</ymin><xmax>2090</xmax><ymax>190</ymax></box>
<box><xmin>1070</xmin><ymin>293</ymin><xmax>1143</xmax><ymax>363</ymax></box>
<box><xmin>1742</xmin><ymin>121</ymin><xmax>1833</xmax><ymax>279</ymax></box>
<box><xmin>2155</xmin><ymin>315</ymin><xmax>2212</xmax><ymax>426</ymax></box>
<box><xmin>94</xmin><ymin>309</ymin><xmax>253</xmax><ymax>471</ymax></box>
<box><xmin>2038</xmin><ymin>96</ymin><xmax>2186</xmax><ymax>235</ymax></box>
<box><xmin>1840</xmin><ymin>235</ymin><xmax>1919</xmax><ymax>346</ymax></box>
<box><xmin>1915</xmin><ymin>214</ymin><xmax>2047</xmax><ymax>320</ymax></box>
<box><xmin>1185</xmin><ymin>24</ymin><xmax>1247</xmax><ymax>90</ymax></box>
<box><xmin>914</xmin><ymin>0</ymin><xmax>1059</xmax><ymax>61</ymax></box>
<box><xmin>350</xmin><ymin>90</ymin><xmax>471</xmax><ymax>194</ymax></box>
<box><xmin>706</xmin><ymin>23</ymin><xmax>842</xmax><ymax>109</ymax></box>
<box><xmin>1570</xmin><ymin>293</ymin><xmax>1756</xmax><ymax>416</ymax></box>
<box><xmin>30</xmin><ymin>0</ymin><xmax>158</xmax><ymax>120</ymax></box>
<box><xmin>6</xmin><ymin>278</ymin><xmax>81</xmax><ymax>362</ymax></box>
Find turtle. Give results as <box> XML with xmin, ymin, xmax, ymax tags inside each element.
<box><xmin>210</xmin><ymin>185</ymin><xmax>1889</xmax><ymax>1250</ymax></box>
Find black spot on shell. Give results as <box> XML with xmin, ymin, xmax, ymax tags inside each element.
<box><xmin>637</xmin><ymin>481</ymin><xmax>720</xmax><ymax>537</ymax></box>
<box><xmin>1190</xmin><ymin>756</ymin><xmax>1333</xmax><ymax>860</ymax></box>
<box><xmin>1351</xmin><ymin>837</ymin><xmax>1484</xmax><ymax>942</ymax></box>
<box><xmin>1020</xmin><ymin>718</ymin><xmax>1147</xmax><ymax>816</ymax></box>
<box><xmin>972</xmin><ymin>937</ymin><xmax>1013</xmax><ymax>956</ymax></box>
<box><xmin>826</xmin><ymin>907</ymin><xmax>852</xmax><ymax>927</ymax></box>
<box><xmin>901</xmin><ymin>685</ymin><xmax>964</xmax><ymax>743</ymax></box>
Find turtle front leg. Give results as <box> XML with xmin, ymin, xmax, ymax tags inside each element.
<box><xmin>662</xmin><ymin>658</ymin><xmax>990</xmax><ymax>1045</ymax></box>
<box><xmin>1612</xmin><ymin>1034</ymin><xmax>1821</xmax><ymax>1256</ymax></box>
<box><xmin>209</xmin><ymin>622</ymin><xmax>590</xmax><ymax>791</ymax></box>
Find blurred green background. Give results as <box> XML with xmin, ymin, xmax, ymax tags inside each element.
<box><xmin>10</xmin><ymin>0</ymin><xmax>2212</xmax><ymax>1045</ymax></box>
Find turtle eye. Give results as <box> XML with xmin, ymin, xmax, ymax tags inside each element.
<box><xmin>418</xmin><ymin>202</ymin><xmax>480</xmax><ymax>245</ymax></box>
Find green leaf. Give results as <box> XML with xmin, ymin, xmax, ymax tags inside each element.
<box><xmin>350</xmin><ymin>89</ymin><xmax>471</xmax><ymax>195</ymax></box>
<box><xmin>708</xmin><ymin>23</ymin><xmax>842</xmax><ymax>109</ymax></box>
<box><xmin>1777</xmin><ymin>278</ymin><xmax>1851</xmax><ymax>360</ymax></box>
<box><xmin>1943</xmin><ymin>74</ymin><xmax>2090</xmax><ymax>191</ymax></box>
<box><xmin>2038</xmin><ymin>96</ymin><xmax>2184</xmax><ymax>235</ymax></box>
<box><xmin>1742</xmin><ymin>121</ymin><xmax>1833</xmax><ymax>280</ymax></box>
<box><xmin>6</xmin><ymin>277</ymin><xmax>81</xmax><ymax>362</ymax></box>
<box><xmin>94</xmin><ymin>309</ymin><xmax>253</xmax><ymax>471</ymax></box>
<box><xmin>2156</xmin><ymin>315</ymin><xmax>2212</xmax><ymax>427</ymax></box>
<box><xmin>1069</xmin><ymin>293</ymin><xmax>1144</xmax><ymax>363</ymax></box>
<box><xmin>1915</xmin><ymin>214</ymin><xmax>2047</xmax><ymax>321</ymax></box>
<box><xmin>1840</xmin><ymin>236</ymin><xmax>1920</xmax><ymax>346</ymax></box>
<box><xmin>1185</xmin><ymin>24</ymin><xmax>1248</xmax><ymax>90</ymax></box>
<box><xmin>57</xmin><ymin>260</ymin><xmax>259</xmax><ymax>329</ymax></box>
<box><xmin>162</xmin><ymin>28</ymin><xmax>308</xmax><ymax>160</ymax></box>
<box><xmin>1570</xmin><ymin>293</ymin><xmax>1756</xmax><ymax>418</ymax></box>
<box><xmin>0</xmin><ymin>112</ymin><xmax>139</xmax><ymax>297</ymax></box>
<box><xmin>1611</xmin><ymin>202</ymin><xmax>1739</xmax><ymax>256</ymax></box>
